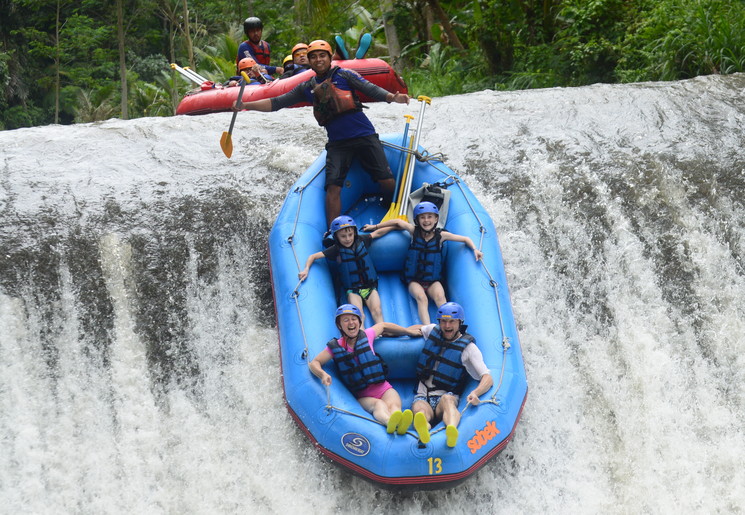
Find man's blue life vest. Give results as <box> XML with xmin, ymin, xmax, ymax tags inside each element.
<box><xmin>327</xmin><ymin>332</ymin><xmax>387</xmax><ymax>392</ymax></box>
<box><xmin>416</xmin><ymin>325</ymin><xmax>474</xmax><ymax>394</ymax></box>
<box><xmin>337</xmin><ymin>238</ymin><xmax>377</xmax><ymax>289</ymax></box>
<box><xmin>404</xmin><ymin>228</ymin><xmax>444</xmax><ymax>283</ymax></box>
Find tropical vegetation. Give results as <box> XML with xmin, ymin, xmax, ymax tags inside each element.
<box><xmin>1</xmin><ymin>0</ymin><xmax>743</xmax><ymax>129</ymax></box>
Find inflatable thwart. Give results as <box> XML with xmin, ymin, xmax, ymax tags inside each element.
<box><xmin>268</xmin><ymin>133</ymin><xmax>528</xmax><ymax>489</ymax></box>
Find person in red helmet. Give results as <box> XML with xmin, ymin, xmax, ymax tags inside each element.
<box><xmin>234</xmin><ymin>39</ymin><xmax>409</xmax><ymax>227</ymax></box>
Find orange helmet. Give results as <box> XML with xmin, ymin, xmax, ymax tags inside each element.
<box><xmin>291</xmin><ymin>43</ymin><xmax>308</xmax><ymax>55</ymax></box>
<box><xmin>238</xmin><ymin>57</ymin><xmax>256</xmax><ymax>70</ymax></box>
<box><xmin>307</xmin><ymin>40</ymin><xmax>332</xmax><ymax>57</ymax></box>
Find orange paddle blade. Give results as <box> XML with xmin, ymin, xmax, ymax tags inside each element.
<box><xmin>220</xmin><ymin>131</ymin><xmax>233</xmax><ymax>158</ymax></box>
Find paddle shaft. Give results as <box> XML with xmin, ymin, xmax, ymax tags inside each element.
<box><xmin>170</xmin><ymin>63</ymin><xmax>208</xmax><ymax>85</ymax></box>
<box><xmin>398</xmin><ymin>96</ymin><xmax>432</xmax><ymax>217</ymax></box>
<box><xmin>227</xmin><ymin>75</ymin><xmax>250</xmax><ymax>135</ymax></box>
<box><xmin>391</xmin><ymin>115</ymin><xmax>415</xmax><ymax>205</ymax></box>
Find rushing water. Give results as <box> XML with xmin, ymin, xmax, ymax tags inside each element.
<box><xmin>1</xmin><ymin>73</ymin><xmax>744</xmax><ymax>513</ymax></box>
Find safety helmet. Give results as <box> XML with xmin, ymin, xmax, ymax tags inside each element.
<box><xmin>413</xmin><ymin>201</ymin><xmax>439</xmax><ymax>221</ymax></box>
<box><xmin>330</xmin><ymin>215</ymin><xmax>357</xmax><ymax>237</ymax></box>
<box><xmin>335</xmin><ymin>304</ymin><xmax>362</xmax><ymax>324</ymax></box>
<box><xmin>307</xmin><ymin>39</ymin><xmax>332</xmax><ymax>58</ymax></box>
<box><xmin>243</xmin><ymin>17</ymin><xmax>263</xmax><ymax>33</ymax></box>
<box><xmin>292</xmin><ymin>43</ymin><xmax>309</xmax><ymax>55</ymax></box>
<box><xmin>282</xmin><ymin>55</ymin><xmax>293</xmax><ymax>66</ymax></box>
<box><xmin>437</xmin><ymin>302</ymin><xmax>465</xmax><ymax>322</ymax></box>
<box><xmin>238</xmin><ymin>57</ymin><xmax>256</xmax><ymax>71</ymax></box>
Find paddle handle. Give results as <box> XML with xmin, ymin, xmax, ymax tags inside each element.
<box><xmin>398</xmin><ymin>96</ymin><xmax>432</xmax><ymax>217</ymax></box>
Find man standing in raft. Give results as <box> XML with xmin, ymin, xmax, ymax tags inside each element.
<box><xmin>234</xmin><ymin>39</ymin><xmax>409</xmax><ymax>227</ymax></box>
<box><xmin>411</xmin><ymin>302</ymin><xmax>493</xmax><ymax>448</ymax></box>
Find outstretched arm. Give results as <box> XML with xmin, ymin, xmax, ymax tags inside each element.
<box><xmin>442</xmin><ymin>232</ymin><xmax>484</xmax><ymax>261</ymax></box>
<box><xmin>372</xmin><ymin>322</ymin><xmax>422</xmax><ymax>338</ymax></box>
<box><xmin>234</xmin><ymin>97</ymin><xmax>272</xmax><ymax>112</ymax></box>
<box><xmin>362</xmin><ymin>218</ymin><xmax>414</xmax><ymax>235</ymax></box>
<box><xmin>298</xmin><ymin>251</ymin><xmax>325</xmax><ymax>281</ymax></box>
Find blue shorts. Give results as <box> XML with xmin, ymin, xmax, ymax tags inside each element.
<box><xmin>413</xmin><ymin>393</ymin><xmax>456</xmax><ymax>412</ymax></box>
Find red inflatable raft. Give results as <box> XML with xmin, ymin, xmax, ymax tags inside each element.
<box><xmin>176</xmin><ymin>58</ymin><xmax>408</xmax><ymax>116</ymax></box>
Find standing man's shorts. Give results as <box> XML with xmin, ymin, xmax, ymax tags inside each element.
<box><xmin>324</xmin><ymin>134</ymin><xmax>393</xmax><ymax>189</ymax></box>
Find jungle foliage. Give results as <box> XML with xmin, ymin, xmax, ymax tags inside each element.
<box><xmin>1</xmin><ymin>0</ymin><xmax>743</xmax><ymax>129</ymax></box>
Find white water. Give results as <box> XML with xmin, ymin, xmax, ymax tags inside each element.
<box><xmin>1</xmin><ymin>74</ymin><xmax>744</xmax><ymax>513</ymax></box>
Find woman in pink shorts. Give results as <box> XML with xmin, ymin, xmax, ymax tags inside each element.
<box><xmin>310</xmin><ymin>304</ymin><xmax>421</xmax><ymax>434</ymax></box>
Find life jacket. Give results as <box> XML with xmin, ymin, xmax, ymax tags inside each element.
<box><xmin>246</xmin><ymin>40</ymin><xmax>271</xmax><ymax>65</ymax></box>
<box><xmin>337</xmin><ymin>238</ymin><xmax>378</xmax><ymax>289</ymax></box>
<box><xmin>327</xmin><ymin>332</ymin><xmax>387</xmax><ymax>392</ymax></box>
<box><xmin>404</xmin><ymin>227</ymin><xmax>443</xmax><ymax>283</ymax></box>
<box><xmin>416</xmin><ymin>326</ymin><xmax>473</xmax><ymax>394</ymax></box>
<box><xmin>311</xmin><ymin>67</ymin><xmax>363</xmax><ymax>126</ymax></box>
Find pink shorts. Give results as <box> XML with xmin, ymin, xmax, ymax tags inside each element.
<box><xmin>355</xmin><ymin>381</ymin><xmax>393</xmax><ymax>400</ymax></box>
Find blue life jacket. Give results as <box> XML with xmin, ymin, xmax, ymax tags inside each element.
<box><xmin>327</xmin><ymin>332</ymin><xmax>387</xmax><ymax>392</ymax></box>
<box><xmin>404</xmin><ymin>227</ymin><xmax>443</xmax><ymax>283</ymax></box>
<box><xmin>416</xmin><ymin>326</ymin><xmax>474</xmax><ymax>394</ymax></box>
<box><xmin>337</xmin><ymin>238</ymin><xmax>378</xmax><ymax>289</ymax></box>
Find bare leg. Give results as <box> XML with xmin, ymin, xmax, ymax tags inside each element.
<box><xmin>436</xmin><ymin>393</ymin><xmax>461</xmax><ymax>428</ymax></box>
<box><xmin>365</xmin><ymin>289</ymin><xmax>385</xmax><ymax>324</ymax></box>
<box><xmin>378</xmin><ymin>177</ymin><xmax>395</xmax><ymax>204</ymax></box>
<box><xmin>408</xmin><ymin>281</ymin><xmax>430</xmax><ymax>324</ymax></box>
<box><xmin>359</xmin><ymin>397</ymin><xmax>392</xmax><ymax>425</ymax></box>
<box><xmin>325</xmin><ymin>185</ymin><xmax>342</xmax><ymax>227</ymax></box>
<box><xmin>427</xmin><ymin>281</ymin><xmax>447</xmax><ymax>310</ymax></box>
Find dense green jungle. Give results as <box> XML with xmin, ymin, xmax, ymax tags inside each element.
<box><xmin>1</xmin><ymin>0</ymin><xmax>744</xmax><ymax>129</ymax></box>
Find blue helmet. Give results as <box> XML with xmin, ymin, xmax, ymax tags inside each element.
<box><xmin>437</xmin><ymin>302</ymin><xmax>464</xmax><ymax>322</ymax></box>
<box><xmin>335</xmin><ymin>304</ymin><xmax>362</xmax><ymax>323</ymax></box>
<box><xmin>413</xmin><ymin>201</ymin><xmax>439</xmax><ymax>222</ymax></box>
<box><xmin>330</xmin><ymin>215</ymin><xmax>357</xmax><ymax>237</ymax></box>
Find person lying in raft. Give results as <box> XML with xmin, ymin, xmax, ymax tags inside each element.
<box><xmin>411</xmin><ymin>302</ymin><xmax>493</xmax><ymax>448</ymax></box>
<box><xmin>362</xmin><ymin>201</ymin><xmax>483</xmax><ymax>324</ymax></box>
<box><xmin>309</xmin><ymin>304</ymin><xmax>419</xmax><ymax>434</ymax></box>
<box><xmin>299</xmin><ymin>215</ymin><xmax>394</xmax><ymax>325</ymax></box>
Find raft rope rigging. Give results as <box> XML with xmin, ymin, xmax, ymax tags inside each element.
<box><xmin>284</xmin><ymin>142</ymin><xmax>512</xmax><ymax>436</ymax></box>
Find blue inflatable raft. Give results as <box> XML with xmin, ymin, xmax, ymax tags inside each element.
<box><xmin>268</xmin><ymin>133</ymin><xmax>528</xmax><ymax>489</ymax></box>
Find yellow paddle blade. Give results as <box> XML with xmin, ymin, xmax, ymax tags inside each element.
<box><xmin>380</xmin><ymin>201</ymin><xmax>400</xmax><ymax>223</ymax></box>
<box><xmin>220</xmin><ymin>131</ymin><xmax>233</xmax><ymax>158</ymax></box>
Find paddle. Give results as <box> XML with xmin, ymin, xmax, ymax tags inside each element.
<box><xmin>220</xmin><ymin>71</ymin><xmax>251</xmax><ymax>158</ymax></box>
<box><xmin>381</xmin><ymin>96</ymin><xmax>431</xmax><ymax>222</ymax></box>
<box><xmin>380</xmin><ymin>114</ymin><xmax>414</xmax><ymax>222</ymax></box>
